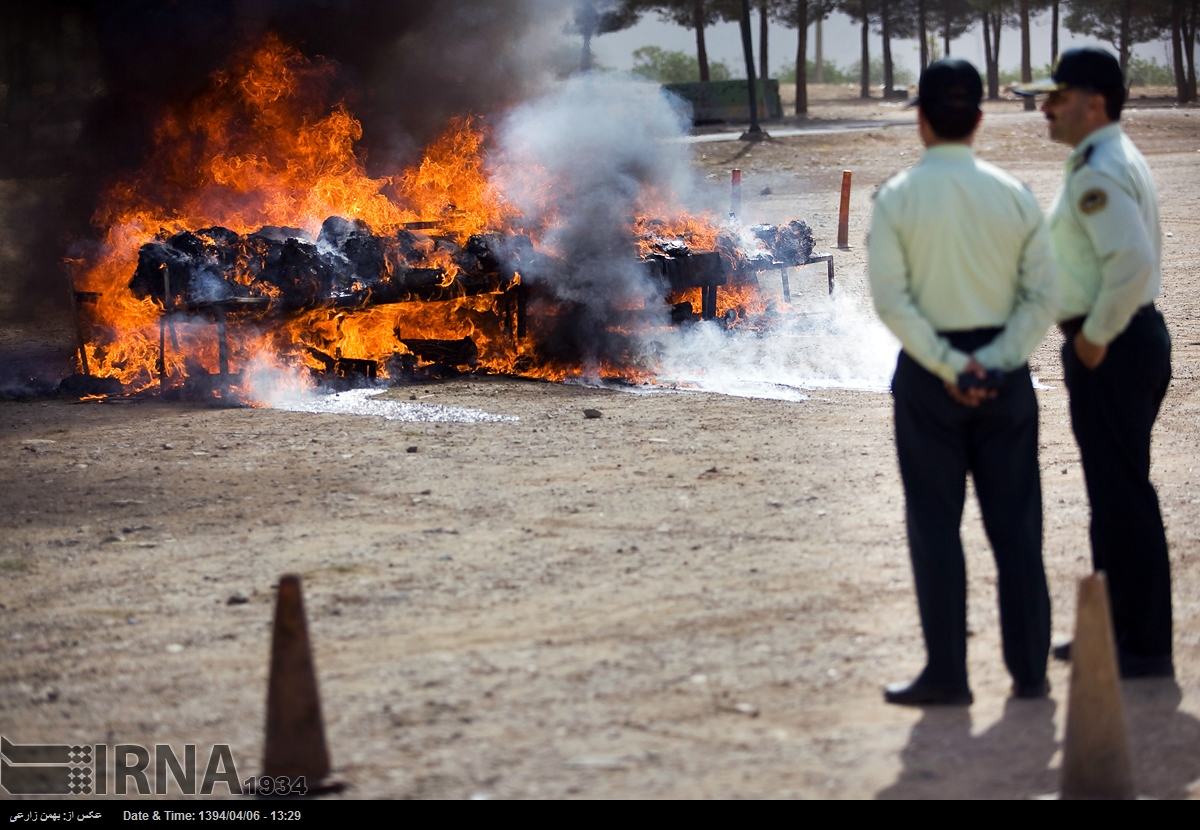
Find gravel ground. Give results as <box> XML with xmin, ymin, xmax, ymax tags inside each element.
<box><xmin>2</xmin><ymin>96</ymin><xmax>1200</xmax><ymax>799</ymax></box>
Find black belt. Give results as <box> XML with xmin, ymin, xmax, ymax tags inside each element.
<box><xmin>1059</xmin><ymin>303</ymin><xmax>1155</xmax><ymax>340</ymax></box>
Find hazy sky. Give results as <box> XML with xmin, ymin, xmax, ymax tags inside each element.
<box><xmin>591</xmin><ymin>9</ymin><xmax>1176</xmax><ymax>80</ymax></box>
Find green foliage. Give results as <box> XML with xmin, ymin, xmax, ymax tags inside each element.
<box><xmin>846</xmin><ymin>56</ymin><xmax>917</xmax><ymax>86</ymax></box>
<box><xmin>632</xmin><ymin>46</ymin><xmax>733</xmax><ymax>83</ymax></box>
<box><xmin>778</xmin><ymin>56</ymin><xmax>915</xmax><ymax>87</ymax></box>
<box><xmin>1063</xmin><ymin>0</ymin><xmax>1169</xmax><ymax>57</ymax></box>
<box><xmin>998</xmin><ymin>63</ymin><xmax>1053</xmax><ymax>85</ymax></box>
<box><xmin>1126</xmin><ymin>56</ymin><xmax>1176</xmax><ymax>86</ymax></box>
<box><xmin>777</xmin><ymin>59</ymin><xmax>857</xmax><ymax>84</ymax></box>
<box><xmin>632</xmin><ymin>0</ymin><xmax>741</xmax><ymax>29</ymax></box>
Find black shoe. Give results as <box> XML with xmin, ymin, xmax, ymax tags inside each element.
<box><xmin>1012</xmin><ymin>678</ymin><xmax>1051</xmax><ymax>699</ymax></box>
<box><xmin>1118</xmin><ymin>652</ymin><xmax>1174</xmax><ymax>679</ymax></box>
<box><xmin>1052</xmin><ymin>641</ymin><xmax>1071</xmax><ymax>662</ymax></box>
<box><xmin>884</xmin><ymin>679</ymin><xmax>973</xmax><ymax>707</ymax></box>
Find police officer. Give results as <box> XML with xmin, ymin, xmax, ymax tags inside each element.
<box><xmin>869</xmin><ymin>58</ymin><xmax>1058</xmax><ymax>705</ymax></box>
<box><xmin>1016</xmin><ymin>47</ymin><xmax>1174</xmax><ymax>678</ymax></box>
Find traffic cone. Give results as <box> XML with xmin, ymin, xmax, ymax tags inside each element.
<box><xmin>1060</xmin><ymin>572</ymin><xmax>1135</xmax><ymax>800</ymax></box>
<box><xmin>263</xmin><ymin>574</ymin><xmax>331</xmax><ymax>786</ymax></box>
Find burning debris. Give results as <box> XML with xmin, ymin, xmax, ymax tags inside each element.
<box><xmin>65</xmin><ymin>38</ymin><xmax>829</xmax><ymax>402</ymax></box>
<box><xmin>128</xmin><ymin>220</ymin><xmax>529</xmax><ymax>311</ymax></box>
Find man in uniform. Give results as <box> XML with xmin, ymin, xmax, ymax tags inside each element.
<box><xmin>869</xmin><ymin>58</ymin><xmax>1058</xmax><ymax>706</ymax></box>
<box><xmin>1015</xmin><ymin>47</ymin><xmax>1174</xmax><ymax>678</ymax></box>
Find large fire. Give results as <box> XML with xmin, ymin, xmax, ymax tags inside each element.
<box><xmin>73</xmin><ymin>36</ymin><xmax>788</xmax><ymax>398</ymax></box>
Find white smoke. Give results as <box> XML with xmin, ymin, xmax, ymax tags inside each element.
<box><xmin>653</xmin><ymin>288</ymin><xmax>899</xmax><ymax>400</ymax></box>
<box><xmin>489</xmin><ymin>71</ymin><xmax>899</xmax><ymax>397</ymax></box>
<box><xmin>239</xmin><ymin>355</ymin><xmax>315</xmax><ymax>408</ymax></box>
<box><xmin>491</xmin><ymin>73</ymin><xmax>697</xmax><ymax>366</ymax></box>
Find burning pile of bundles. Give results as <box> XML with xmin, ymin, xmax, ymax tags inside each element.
<box><xmin>130</xmin><ymin>217</ymin><xmax>534</xmax><ymax>311</ymax></box>
<box><xmin>126</xmin><ymin>215</ymin><xmax>817</xmax><ymax>384</ymax></box>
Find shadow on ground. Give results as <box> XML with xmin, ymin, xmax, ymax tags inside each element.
<box><xmin>878</xmin><ymin>677</ymin><xmax>1200</xmax><ymax>799</ymax></box>
<box><xmin>1124</xmin><ymin>678</ymin><xmax>1200</xmax><ymax>800</ymax></box>
<box><xmin>877</xmin><ymin>698</ymin><xmax>1058</xmax><ymax>799</ymax></box>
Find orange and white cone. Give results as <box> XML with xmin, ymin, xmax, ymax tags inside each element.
<box><xmin>263</xmin><ymin>574</ymin><xmax>331</xmax><ymax>785</ymax></box>
<box><xmin>1061</xmin><ymin>572</ymin><xmax>1135</xmax><ymax>800</ymax></box>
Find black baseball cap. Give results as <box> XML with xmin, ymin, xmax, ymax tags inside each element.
<box><xmin>909</xmin><ymin>58</ymin><xmax>983</xmax><ymax>113</ymax></box>
<box><xmin>1012</xmin><ymin>46</ymin><xmax>1125</xmax><ymax>95</ymax></box>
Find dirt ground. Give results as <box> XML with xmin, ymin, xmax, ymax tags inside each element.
<box><xmin>3</xmin><ymin>93</ymin><xmax>1200</xmax><ymax>800</ymax></box>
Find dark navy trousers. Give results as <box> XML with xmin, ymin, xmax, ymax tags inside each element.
<box><xmin>892</xmin><ymin>330</ymin><xmax>1051</xmax><ymax>689</ymax></box>
<box><xmin>1062</xmin><ymin>307</ymin><xmax>1173</xmax><ymax>671</ymax></box>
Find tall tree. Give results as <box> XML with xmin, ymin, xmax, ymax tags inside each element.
<box><xmin>1051</xmin><ymin>0</ymin><xmax>1060</xmax><ymax>61</ymax></box>
<box><xmin>634</xmin><ymin>1</ymin><xmax>731</xmax><ymax>81</ymax></box>
<box><xmin>1187</xmin><ymin>0</ymin><xmax>1199</xmax><ymax>97</ymax></box>
<box><xmin>569</xmin><ymin>1</ymin><xmax>642</xmax><ymax>71</ymax></box>
<box><xmin>971</xmin><ymin>0</ymin><xmax>1018</xmax><ymax>99</ymax></box>
<box><xmin>840</xmin><ymin>0</ymin><xmax>877</xmax><ymax>97</ymax></box>
<box><xmin>1171</xmin><ymin>0</ymin><xmax>1199</xmax><ymax>101</ymax></box>
<box><xmin>751</xmin><ymin>0</ymin><xmax>796</xmax><ymax>79</ymax></box>
<box><xmin>1064</xmin><ymin>0</ymin><xmax>1167</xmax><ymax>73</ymax></box>
<box><xmin>919</xmin><ymin>0</ymin><xmax>930</xmax><ymax>69</ymax></box>
<box><xmin>930</xmin><ymin>0</ymin><xmax>976</xmax><ymax>55</ymax></box>
<box><xmin>1021</xmin><ymin>0</ymin><xmax>1034</xmax><ymax>109</ymax></box>
<box><xmin>881</xmin><ymin>0</ymin><xmax>898</xmax><ymax>96</ymax></box>
<box><xmin>774</xmin><ymin>0</ymin><xmax>836</xmax><ymax>113</ymax></box>
<box><xmin>760</xmin><ymin>0</ymin><xmax>771</xmax><ymax>78</ymax></box>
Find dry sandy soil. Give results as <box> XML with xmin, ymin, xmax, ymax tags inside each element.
<box><xmin>2</xmin><ymin>91</ymin><xmax>1200</xmax><ymax>799</ymax></box>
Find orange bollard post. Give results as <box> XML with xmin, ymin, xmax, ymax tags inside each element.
<box><xmin>837</xmin><ymin>170</ymin><xmax>852</xmax><ymax>249</ymax></box>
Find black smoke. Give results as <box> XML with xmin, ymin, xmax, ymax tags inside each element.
<box><xmin>0</xmin><ymin>0</ymin><xmax>573</xmax><ymax>328</ymax></box>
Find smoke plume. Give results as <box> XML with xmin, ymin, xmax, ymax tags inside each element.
<box><xmin>492</xmin><ymin>74</ymin><xmax>696</xmax><ymax>369</ymax></box>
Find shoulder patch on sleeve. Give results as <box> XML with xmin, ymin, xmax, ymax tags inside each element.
<box><xmin>1079</xmin><ymin>188</ymin><xmax>1107</xmax><ymax>215</ymax></box>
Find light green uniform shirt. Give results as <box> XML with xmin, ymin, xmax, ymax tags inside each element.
<box><xmin>1048</xmin><ymin>123</ymin><xmax>1162</xmax><ymax>345</ymax></box>
<box><xmin>867</xmin><ymin>144</ymin><xmax>1058</xmax><ymax>383</ymax></box>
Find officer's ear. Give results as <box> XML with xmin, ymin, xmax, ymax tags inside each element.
<box><xmin>1084</xmin><ymin>89</ymin><xmax>1112</xmax><ymax>124</ymax></box>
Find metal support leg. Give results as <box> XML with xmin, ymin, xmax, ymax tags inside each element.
<box><xmin>701</xmin><ymin>285</ymin><xmax>718</xmax><ymax>320</ymax></box>
<box><xmin>780</xmin><ymin>266</ymin><xmax>791</xmax><ymax>303</ymax></box>
<box><xmin>159</xmin><ymin>317</ymin><xmax>167</xmax><ymax>386</ymax></box>
<box><xmin>216</xmin><ymin>307</ymin><xmax>230</xmax><ymax>395</ymax></box>
<box><xmin>516</xmin><ymin>282</ymin><xmax>527</xmax><ymax>341</ymax></box>
<box><xmin>827</xmin><ymin>257</ymin><xmax>835</xmax><ymax>295</ymax></box>
<box><xmin>65</xmin><ymin>263</ymin><xmax>90</xmax><ymax>376</ymax></box>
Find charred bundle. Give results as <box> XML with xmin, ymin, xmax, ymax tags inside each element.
<box><xmin>128</xmin><ymin>217</ymin><xmax>532</xmax><ymax>312</ymax></box>
<box><xmin>749</xmin><ymin>221</ymin><xmax>816</xmax><ymax>267</ymax></box>
<box><xmin>128</xmin><ymin>216</ymin><xmax>818</xmax><ymax>315</ymax></box>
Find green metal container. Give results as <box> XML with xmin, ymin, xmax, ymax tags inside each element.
<box><xmin>663</xmin><ymin>79</ymin><xmax>783</xmax><ymax>124</ymax></box>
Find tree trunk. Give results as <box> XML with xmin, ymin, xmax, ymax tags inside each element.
<box><xmin>990</xmin><ymin>12</ymin><xmax>1002</xmax><ymax>99</ymax></box>
<box><xmin>982</xmin><ymin>12</ymin><xmax>997</xmax><ymax>100</ymax></box>
<box><xmin>816</xmin><ymin>16</ymin><xmax>824</xmax><ymax>82</ymax></box>
<box><xmin>882</xmin><ymin>0</ymin><xmax>895</xmax><ymax>96</ymax></box>
<box><xmin>694</xmin><ymin>0</ymin><xmax>711</xmax><ymax>81</ymax></box>
<box><xmin>919</xmin><ymin>0</ymin><xmax>928</xmax><ymax>71</ymax></box>
<box><xmin>943</xmin><ymin>14</ymin><xmax>951</xmax><ymax>56</ymax></box>
<box><xmin>1174</xmin><ymin>0</ymin><xmax>1189</xmax><ymax>102</ymax></box>
<box><xmin>1021</xmin><ymin>0</ymin><xmax>1035</xmax><ymax>110</ymax></box>
<box><xmin>759</xmin><ymin>0</ymin><xmax>770</xmax><ymax>80</ymax></box>
<box><xmin>739</xmin><ymin>0</ymin><xmax>762</xmax><ymax>131</ymax></box>
<box><xmin>1051</xmin><ymin>0</ymin><xmax>1059</xmax><ymax>63</ymax></box>
<box><xmin>796</xmin><ymin>0</ymin><xmax>809</xmax><ymax>114</ymax></box>
<box><xmin>861</xmin><ymin>5</ymin><xmax>871</xmax><ymax>98</ymax></box>
<box><xmin>1119</xmin><ymin>0</ymin><xmax>1132</xmax><ymax>74</ymax></box>
<box><xmin>1187</xmin><ymin>0</ymin><xmax>1198</xmax><ymax>99</ymax></box>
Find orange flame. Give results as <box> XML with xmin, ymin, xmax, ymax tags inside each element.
<box><xmin>75</xmin><ymin>35</ymin><xmax>754</xmax><ymax>396</ymax></box>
